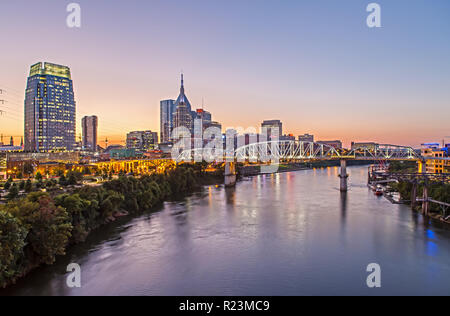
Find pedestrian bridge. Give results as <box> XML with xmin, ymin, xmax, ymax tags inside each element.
<box><xmin>175</xmin><ymin>141</ymin><xmax>449</xmax><ymax>191</ymax></box>
<box><xmin>175</xmin><ymin>141</ymin><xmax>423</xmax><ymax>162</ymax></box>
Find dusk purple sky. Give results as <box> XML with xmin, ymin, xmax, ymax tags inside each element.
<box><xmin>1</xmin><ymin>0</ymin><xmax>449</xmax><ymax>148</ymax></box>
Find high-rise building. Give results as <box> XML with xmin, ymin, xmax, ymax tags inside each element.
<box><xmin>0</xmin><ymin>153</ymin><xmax>6</xmax><ymax>180</ymax></box>
<box><xmin>24</xmin><ymin>62</ymin><xmax>76</xmax><ymax>152</ymax></box>
<box><xmin>317</xmin><ymin>140</ymin><xmax>343</xmax><ymax>149</ymax></box>
<box><xmin>82</xmin><ymin>115</ymin><xmax>98</xmax><ymax>152</ymax></box>
<box><xmin>173</xmin><ymin>74</ymin><xmax>195</xmax><ymax>133</ymax></box>
<box><xmin>261</xmin><ymin>120</ymin><xmax>282</xmax><ymax>140</ymax></box>
<box><xmin>126</xmin><ymin>131</ymin><xmax>158</xmax><ymax>151</ymax></box>
<box><xmin>160</xmin><ymin>99</ymin><xmax>175</xmax><ymax>143</ymax></box>
<box><xmin>298</xmin><ymin>133</ymin><xmax>314</xmax><ymax>143</ymax></box>
<box><xmin>195</xmin><ymin>109</ymin><xmax>212</xmax><ymax>127</ymax></box>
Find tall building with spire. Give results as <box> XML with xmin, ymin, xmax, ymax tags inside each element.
<box><xmin>173</xmin><ymin>74</ymin><xmax>195</xmax><ymax>134</ymax></box>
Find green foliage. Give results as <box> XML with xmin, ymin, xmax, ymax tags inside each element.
<box><xmin>6</xmin><ymin>193</ymin><xmax>72</xmax><ymax>265</ymax></box>
<box><xmin>23</xmin><ymin>162</ymin><xmax>34</xmax><ymax>176</ymax></box>
<box><xmin>4</xmin><ymin>177</ymin><xmax>13</xmax><ymax>191</ymax></box>
<box><xmin>0</xmin><ymin>210</ymin><xmax>28</xmax><ymax>288</ymax></box>
<box><xmin>24</xmin><ymin>180</ymin><xmax>32</xmax><ymax>193</ymax></box>
<box><xmin>7</xmin><ymin>184</ymin><xmax>19</xmax><ymax>200</ymax></box>
<box><xmin>59</xmin><ymin>174</ymin><xmax>67</xmax><ymax>186</ymax></box>
<box><xmin>389</xmin><ymin>161</ymin><xmax>417</xmax><ymax>173</ymax></box>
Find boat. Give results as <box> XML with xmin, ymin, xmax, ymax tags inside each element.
<box><xmin>375</xmin><ymin>186</ymin><xmax>384</xmax><ymax>196</ymax></box>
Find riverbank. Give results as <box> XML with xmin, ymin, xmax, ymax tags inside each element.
<box><xmin>0</xmin><ymin>165</ymin><xmax>223</xmax><ymax>288</ymax></box>
<box><xmin>369</xmin><ymin>161</ymin><xmax>450</xmax><ymax>226</ymax></box>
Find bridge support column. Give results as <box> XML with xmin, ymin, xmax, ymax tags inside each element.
<box><xmin>339</xmin><ymin>159</ymin><xmax>349</xmax><ymax>192</ymax></box>
<box><xmin>224</xmin><ymin>161</ymin><xmax>237</xmax><ymax>187</ymax></box>
<box><xmin>422</xmin><ymin>183</ymin><xmax>429</xmax><ymax>216</ymax></box>
<box><xmin>411</xmin><ymin>182</ymin><xmax>417</xmax><ymax>210</ymax></box>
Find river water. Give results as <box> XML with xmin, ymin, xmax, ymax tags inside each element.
<box><xmin>2</xmin><ymin>166</ymin><xmax>450</xmax><ymax>296</ymax></box>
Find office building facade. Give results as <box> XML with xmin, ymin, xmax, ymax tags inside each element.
<box><xmin>126</xmin><ymin>130</ymin><xmax>158</xmax><ymax>151</ymax></box>
<box><xmin>160</xmin><ymin>99</ymin><xmax>175</xmax><ymax>143</ymax></box>
<box><xmin>298</xmin><ymin>134</ymin><xmax>314</xmax><ymax>143</ymax></box>
<box><xmin>261</xmin><ymin>120</ymin><xmax>283</xmax><ymax>141</ymax></box>
<box><xmin>24</xmin><ymin>62</ymin><xmax>76</xmax><ymax>152</ymax></box>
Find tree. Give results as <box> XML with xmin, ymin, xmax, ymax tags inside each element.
<box><xmin>0</xmin><ymin>210</ymin><xmax>28</xmax><ymax>287</ymax></box>
<box><xmin>19</xmin><ymin>181</ymin><xmax>25</xmax><ymax>191</ymax></box>
<box><xmin>24</xmin><ymin>180</ymin><xmax>32</xmax><ymax>193</ymax></box>
<box><xmin>8</xmin><ymin>193</ymin><xmax>73</xmax><ymax>265</ymax></box>
<box><xmin>35</xmin><ymin>172</ymin><xmax>43</xmax><ymax>182</ymax></box>
<box><xmin>83</xmin><ymin>167</ymin><xmax>91</xmax><ymax>175</ymax></box>
<box><xmin>59</xmin><ymin>175</ymin><xmax>67</xmax><ymax>186</ymax></box>
<box><xmin>23</xmin><ymin>162</ymin><xmax>34</xmax><ymax>176</ymax></box>
<box><xmin>7</xmin><ymin>184</ymin><xmax>19</xmax><ymax>200</ymax></box>
<box><xmin>4</xmin><ymin>177</ymin><xmax>13</xmax><ymax>191</ymax></box>
<box><xmin>67</xmin><ymin>172</ymin><xmax>77</xmax><ymax>186</ymax></box>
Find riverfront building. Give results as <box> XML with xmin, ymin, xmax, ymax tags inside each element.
<box><xmin>422</xmin><ymin>146</ymin><xmax>450</xmax><ymax>174</ymax></box>
<box><xmin>24</xmin><ymin>62</ymin><xmax>76</xmax><ymax>152</ymax></box>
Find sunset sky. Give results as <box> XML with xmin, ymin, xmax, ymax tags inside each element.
<box><xmin>0</xmin><ymin>0</ymin><xmax>449</xmax><ymax>148</ymax></box>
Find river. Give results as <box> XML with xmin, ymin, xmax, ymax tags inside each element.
<box><xmin>2</xmin><ymin>166</ymin><xmax>450</xmax><ymax>296</ymax></box>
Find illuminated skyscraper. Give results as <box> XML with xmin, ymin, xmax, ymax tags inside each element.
<box><xmin>160</xmin><ymin>99</ymin><xmax>175</xmax><ymax>143</ymax></box>
<box><xmin>82</xmin><ymin>115</ymin><xmax>98</xmax><ymax>152</ymax></box>
<box><xmin>173</xmin><ymin>74</ymin><xmax>195</xmax><ymax>133</ymax></box>
<box><xmin>24</xmin><ymin>62</ymin><xmax>76</xmax><ymax>152</ymax></box>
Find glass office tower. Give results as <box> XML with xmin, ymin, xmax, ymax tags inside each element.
<box><xmin>82</xmin><ymin>115</ymin><xmax>98</xmax><ymax>152</ymax></box>
<box><xmin>160</xmin><ymin>99</ymin><xmax>175</xmax><ymax>143</ymax></box>
<box><xmin>24</xmin><ymin>62</ymin><xmax>76</xmax><ymax>152</ymax></box>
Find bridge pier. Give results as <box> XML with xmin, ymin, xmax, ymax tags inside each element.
<box><xmin>339</xmin><ymin>159</ymin><xmax>349</xmax><ymax>192</ymax></box>
<box><xmin>224</xmin><ymin>162</ymin><xmax>237</xmax><ymax>187</ymax></box>
<box><xmin>422</xmin><ymin>183</ymin><xmax>429</xmax><ymax>216</ymax></box>
<box><xmin>411</xmin><ymin>182</ymin><xmax>417</xmax><ymax>210</ymax></box>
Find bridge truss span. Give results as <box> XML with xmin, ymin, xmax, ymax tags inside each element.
<box><xmin>176</xmin><ymin>141</ymin><xmax>422</xmax><ymax>163</ymax></box>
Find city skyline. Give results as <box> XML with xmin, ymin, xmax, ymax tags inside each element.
<box><xmin>1</xmin><ymin>0</ymin><xmax>450</xmax><ymax>148</ymax></box>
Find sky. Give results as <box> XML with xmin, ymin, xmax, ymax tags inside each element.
<box><xmin>0</xmin><ymin>0</ymin><xmax>449</xmax><ymax>148</ymax></box>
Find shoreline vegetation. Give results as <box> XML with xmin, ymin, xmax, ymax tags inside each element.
<box><xmin>0</xmin><ymin>164</ymin><xmax>223</xmax><ymax>288</ymax></box>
